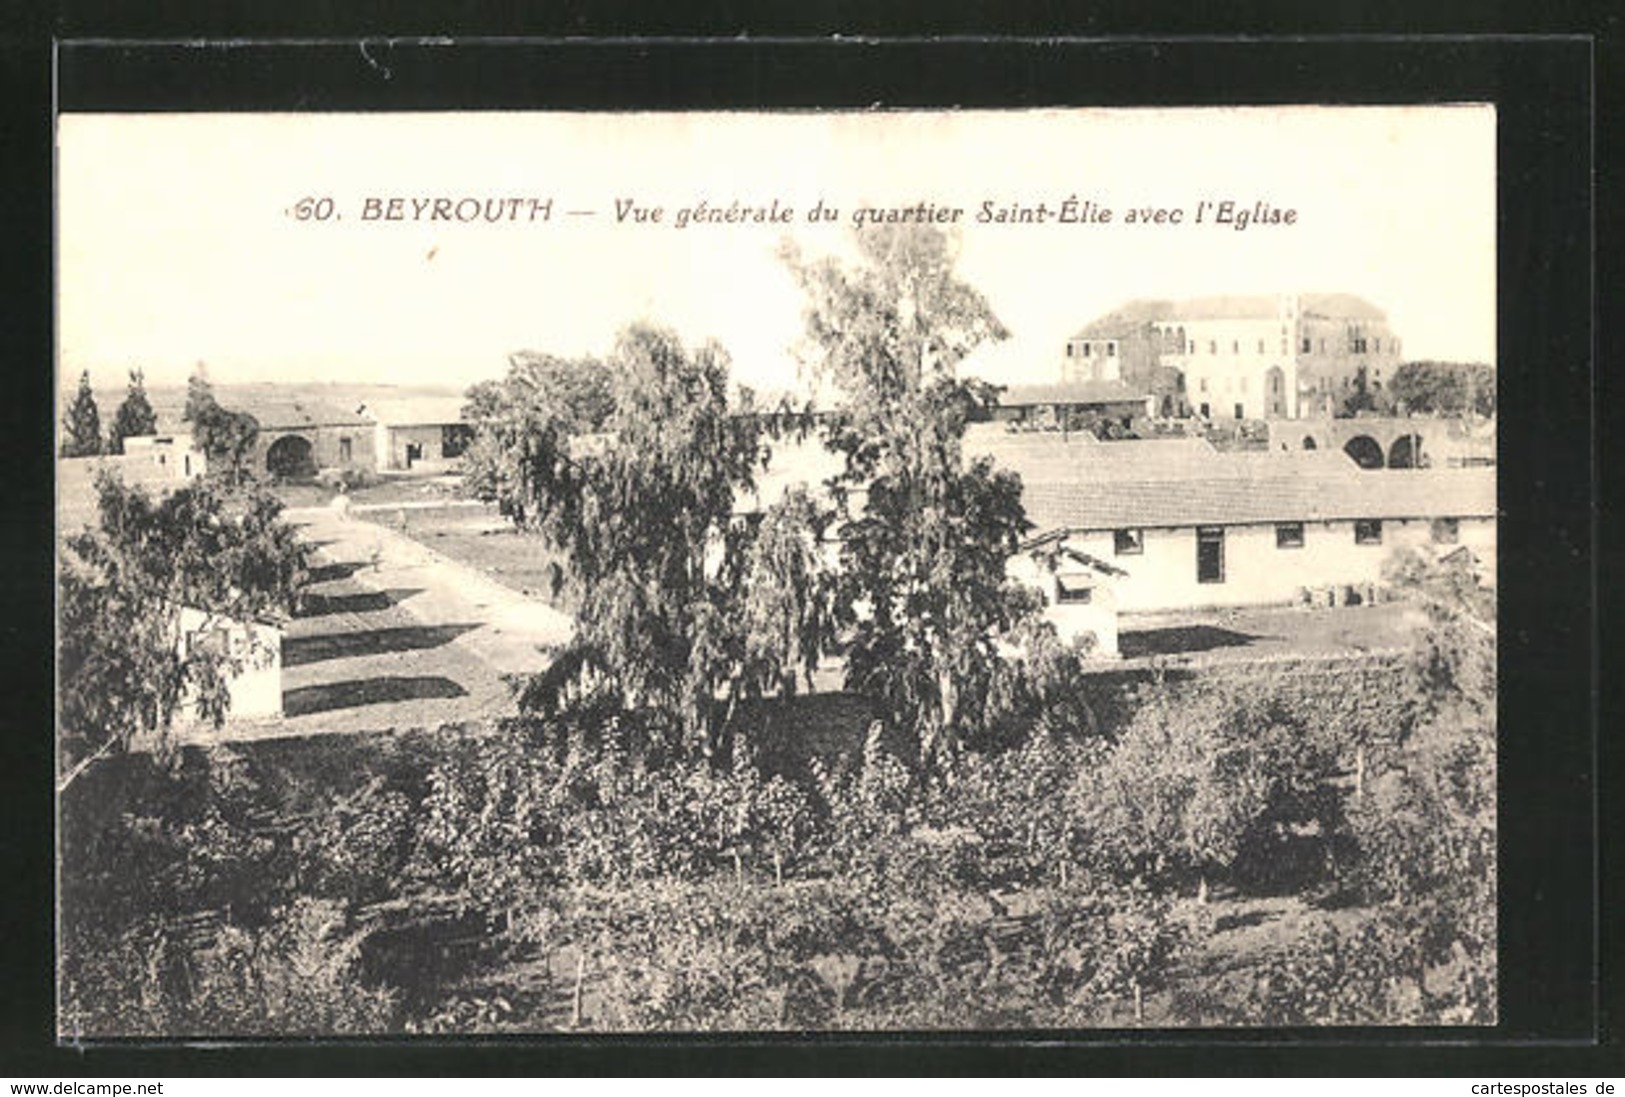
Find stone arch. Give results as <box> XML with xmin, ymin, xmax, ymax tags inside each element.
<box><xmin>1388</xmin><ymin>433</ymin><xmax>1423</xmax><ymax>469</ymax></box>
<box><xmin>265</xmin><ymin>434</ymin><xmax>316</xmax><ymax>479</ymax></box>
<box><xmin>1343</xmin><ymin>434</ymin><xmax>1384</xmax><ymax>470</ymax></box>
<box><xmin>1301</xmin><ymin>435</ymin><xmax>1318</xmax><ymax>450</ymax></box>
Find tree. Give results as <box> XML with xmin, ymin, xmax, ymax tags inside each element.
<box><xmin>57</xmin><ymin>471</ymin><xmax>308</xmax><ymax>789</ymax></box>
<box><xmin>107</xmin><ymin>368</ymin><xmax>159</xmax><ymax>454</ymax></box>
<box><xmin>462</xmin><ymin>353</ymin><xmax>617</xmax><ymax>523</ymax></box>
<box><xmin>741</xmin><ymin>486</ymin><xmax>838</xmax><ymax>700</ymax></box>
<box><xmin>62</xmin><ymin>370</ymin><xmax>103</xmax><ymax>457</ymax></box>
<box><xmin>183</xmin><ymin>369</ymin><xmax>260</xmax><ymax>485</ymax></box>
<box><xmin>486</xmin><ymin>323</ymin><xmax>822</xmax><ymax>761</ymax></box>
<box><xmin>1389</xmin><ymin>361</ymin><xmax>1495</xmax><ymax>418</ymax></box>
<box><xmin>1337</xmin><ymin>365</ymin><xmax>1394</xmax><ymax>418</ymax></box>
<box><xmin>780</xmin><ymin>224</ymin><xmax>1039</xmax><ymax>769</ymax></box>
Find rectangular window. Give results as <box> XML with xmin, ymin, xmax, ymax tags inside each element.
<box><xmin>339</xmin><ymin>437</ymin><xmax>352</xmax><ymax>462</ymax></box>
<box><xmin>1113</xmin><ymin>528</ymin><xmax>1144</xmax><ymax>556</ymax></box>
<box><xmin>1082</xmin><ymin>343</ymin><xmax>1091</xmax><ymax>357</ymax></box>
<box><xmin>1431</xmin><ymin>518</ymin><xmax>1460</xmax><ymax>544</ymax></box>
<box><xmin>1355</xmin><ymin>519</ymin><xmax>1383</xmax><ymax>545</ymax></box>
<box><xmin>1197</xmin><ymin>527</ymin><xmax>1225</xmax><ymax>583</ymax></box>
<box><xmin>1257</xmin><ymin>339</ymin><xmax>1266</xmax><ymax>353</ymax></box>
<box><xmin>1209</xmin><ymin>340</ymin><xmax>1217</xmax><ymax>354</ymax></box>
<box><xmin>1233</xmin><ymin>403</ymin><xmax>1244</xmax><ymax>420</ymax></box>
<box><xmin>1107</xmin><ymin>342</ymin><xmax>1117</xmax><ymax>357</ymax></box>
<box><xmin>1199</xmin><ymin>378</ymin><xmax>1208</xmax><ymax>393</ymax></box>
<box><xmin>1232</xmin><ymin>340</ymin><xmax>1240</xmax><ymax>354</ymax></box>
<box><xmin>1055</xmin><ymin>574</ymin><xmax>1094</xmax><ymax>604</ymax></box>
<box><xmin>1276</xmin><ymin>522</ymin><xmax>1305</xmax><ymax>549</ymax></box>
<box><xmin>1199</xmin><ymin>402</ymin><xmax>1211</xmax><ymax>418</ymax></box>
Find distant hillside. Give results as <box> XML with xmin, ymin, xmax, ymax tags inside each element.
<box><xmin>62</xmin><ymin>381</ymin><xmax>468</xmax><ymax>435</ymax></box>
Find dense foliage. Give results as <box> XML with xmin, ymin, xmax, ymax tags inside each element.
<box><xmin>184</xmin><ymin>370</ymin><xmax>261</xmax><ymax>484</ymax></box>
<box><xmin>57</xmin><ymin>473</ymin><xmax>308</xmax><ymax>787</ymax></box>
<box><xmin>62</xmin><ymin>370</ymin><xmax>103</xmax><ymax>457</ymax></box>
<box><xmin>1389</xmin><ymin>361</ymin><xmax>1496</xmax><ymax>418</ymax></box>
<box><xmin>782</xmin><ymin>225</ymin><xmax>1060</xmax><ymax>768</ymax></box>
<box><xmin>61</xmin><ymin>581</ymin><xmax>1496</xmax><ymax>1033</ymax></box>
<box><xmin>107</xmin><ymin>367</ymin><xmax>160</xmax><ymax>454</ymax></box>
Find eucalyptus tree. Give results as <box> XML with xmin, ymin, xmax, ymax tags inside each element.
<box><xmin>781</xmin><ymin>224</ymin><xmax>1039</xmax><ymax>768</ymax></box>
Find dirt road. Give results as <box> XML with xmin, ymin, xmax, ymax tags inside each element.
<box><xmin>198</xmin><ymin>504</ymin><xmax>573</xmax><ymax>741</ymax></box>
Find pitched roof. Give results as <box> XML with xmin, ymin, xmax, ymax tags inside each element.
<box><xmin>998</xmin><ymin>380</ymin><xmax>1149</xmax><ymax>407</ymax></box>
<box><xmin>1020</xmin><ymin>466</ymin><xmax>1495</xmax><ymax>531</ymax></box>
<box><xmin>1071</xmin><ymin>293</ymin><xmax>1389</xmax><ymax>338</ymax></box>
<box><xmin>358</xmin><ymin>396</ymin><xmax>468</xmax><ymax>427</ymax></box>
<box><xmin>974</xmin><ymin>431</ymin><xmax>1373</xmax><ymax>487</ymax></box>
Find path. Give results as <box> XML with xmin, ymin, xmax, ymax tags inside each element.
<box><xmin>199</xmin><ymin>504</ymin><xmax>573</xmax><ymax>741</ymax></box>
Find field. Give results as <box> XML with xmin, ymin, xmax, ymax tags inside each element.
<box><xmin>58</xmin><ymin>637</ymin><xmax>1495</xmax><ymax>1035</ymax></box>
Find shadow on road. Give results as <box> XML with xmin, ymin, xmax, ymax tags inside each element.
<box><xmin>283</xmin><ymin>675</ymin><xmax>468</xmax><ymax>716</ymax></box>
<box><xmin>1118</xmin><ymin>625</ymin><xmax>1263</xmax><ymax>658</ymax></box>
<box><xmin>284</xmin><ymin>623</ymin><xmax>481</xmax><ymax>667</ymax></box>
<box><xmin>297</xmin><ymin>588</ymin><xmax>424</xmax><ymax>618</ymax></box>
<box><xmin>307</xmin><ymin>560</ymin><xmax>371</xmax><ymax>585</ymax></box>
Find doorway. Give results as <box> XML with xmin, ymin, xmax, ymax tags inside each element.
<box><xmin>1197</xmin><ymin>527</ymin><xmax>1225</xmax><ymax>584</ymax></box>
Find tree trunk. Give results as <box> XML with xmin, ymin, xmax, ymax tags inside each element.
<box><xmin>1197</xmin><ymin>876</ymin><xmax>1209</xmax><ymax>904</ymax></box>
<box><xmin>571</xmin><ymin>952</ymin><xmax>586</xmax><ymax>1028</ymax></box>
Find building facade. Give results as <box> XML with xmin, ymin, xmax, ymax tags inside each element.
<box><xmin>359</xmin><ymin>397</ymin><xmax>474</xmax><ymax>472</ymax></box>
<box><xmin>1010</xmin><ymin>446</ymin><xmax>1494</xmax><ymax>613</ymax></box>
<box><xmin>1065</xmin><ymin>294</ymin><xmax>1404</xmax><ymax>421</ymax></box>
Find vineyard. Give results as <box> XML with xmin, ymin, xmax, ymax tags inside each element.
<box><xmin>58</xmin><ymin>642</ymin><xmax>1495</xmax><ymax>1035</ymax></box>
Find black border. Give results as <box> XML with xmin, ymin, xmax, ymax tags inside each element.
<box><xmin>3</xmin><ymin>25</ymin><xmax>1606</xmax><ymax>1077</ymax></box>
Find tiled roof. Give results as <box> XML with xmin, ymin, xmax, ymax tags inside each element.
<box><xmin>358</xmin><ymin>397</ymin><xmax>468</xmax><ymax>427</ymax></box>
<box><xmin>1020</xmin><ymin>466</ymin><xmax>1495</xmax><ymax>532</ymax></box>
<box><xmin>998</xmin><ymin>380</ymin><xmax>1149</xmax><ymax>406</ymax></box>
<box><xmin>1071</xmin><ymin>293</ymin><xmax>1388</xmax><ymax>338</ymax></box>
<box><xmin>145</xmin><ymin>391</ymin><xmax>370</xmax><ymax>431</ymax></box>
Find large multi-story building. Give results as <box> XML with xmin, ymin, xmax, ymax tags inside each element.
<box><xmin>1063</xmin><ymin>294</ymin><xmax>1403</xmax><ymax>420</ymax></box>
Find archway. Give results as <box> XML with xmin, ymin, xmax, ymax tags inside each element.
<box><xmin>265</xmin><ymin>434</ymin><xmax>316</xmax><ymax>479</ymax></box>
<box><xmin>1343</xmin><ymin>434</ymin><xmax>1384</xmax><ymax>470</ymax></box>
<box><xmin>1301</xmin><ymin>436</ymin><xmax>1318</xmax><ymax>450</ymax></box>
<box><xmin>1388</xmin><ymin>433</ymin><xmax>1423</xmax><ymax>469</ymax></box>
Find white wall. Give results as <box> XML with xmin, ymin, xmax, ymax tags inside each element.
<box><xmin>1054</xmin><ymin>516</ymin><xmax>1494</xmax><ymax>613</ymax></box>
<box><xmin>177</xmin><ymin>607</ymin><xmax>284</xmax><ymax>720</ymax></box>
<box><xmin>1006</xmin><ymin>554</ymin><xmax>1121</xmax><ymax>658</ymax></box>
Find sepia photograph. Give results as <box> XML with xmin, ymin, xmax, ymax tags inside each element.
<box><xmin>55</xmin><ymin>105</ymin><xmax>1498</xmax><ymax>1037</ymax></box>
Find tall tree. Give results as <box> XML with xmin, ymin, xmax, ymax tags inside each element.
<box><xmin>183</xmin><ymin>368</ymin><xmax>259</xmax><ymax>485</ymax></box>
<box><xmin>781</xmin><ymin>224</ymin><xmax>1038</xmax><ymax>768</ymax></box>
<box><xmin>462</xmin><ymin>352</ymin><xmax>616</xmax><ymax>522</ymax></box>
<box><xmin>58</xmin><ymin>472</ymin><xmax>308</xmax><ymax>789</ymax></box>
<box><xmin>62</xmin><ymin>370</ymin><xmax>103</xmax><ymax>457</ymax></box>
<box><xmin>107</xmin><ymin>368</ymin><xmax>159</xmax><ymax>454</ymax></box>
<box><xmin>1389</xmin><ymin>361</ymin><xmax>1496</xmax><ymax>417</ymax></box>
<box><xmin>489</xmin><ymin>323</ymin><xmax>817</xmax><ymax>760</ymax></box>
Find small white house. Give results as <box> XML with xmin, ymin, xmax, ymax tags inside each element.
<box><xmin>176</xmin><ymin>606</ymin><xmax>283</xmax><ymax>721</ymax></box>
<box><xmin>122</xmin><ymin>433</ymin><xmax>206</xmax><ymax>481</ymax></box>
<box><xmin>1007</xmin><ymin>533</ymin><xmax>1126</xmax><ymax>658</ymax></box>
<box><xmin>358</xmin><ymin>397</ymin><xmax>472</xmax><ymax>472</ymax></box>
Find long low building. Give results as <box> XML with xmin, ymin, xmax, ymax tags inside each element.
<box><xmin>1007</xmin><ymin>445</ymin><xmax>1495</xmax><ymax>614</ymax></box>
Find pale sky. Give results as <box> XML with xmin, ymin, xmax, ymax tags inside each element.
<box><xmin>58</xmin><ymin>106</ymin><xmax>1496</xmax><ymax>395</ymax></box>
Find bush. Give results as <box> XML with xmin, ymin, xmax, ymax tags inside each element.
<box><xmin>1072</xmin><ymin>690</ymin><xmax>1346</xmax><ymax>898</ymax></box>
